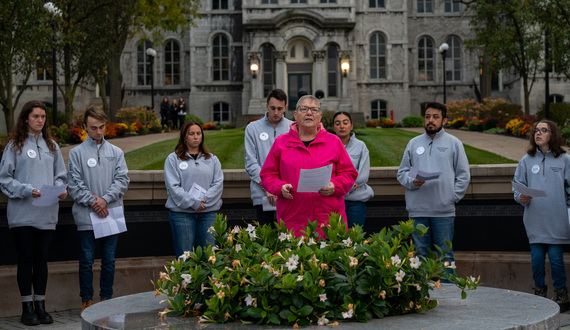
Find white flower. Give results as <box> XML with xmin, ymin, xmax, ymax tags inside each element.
<box><xmin>285</xmin><ymin>259</ymin><xmax>298</xmax><ymax>272</ymax></box>
<box><xmin>342</xmin><ymin>309</ymin><xmax>353</xmax><ymax>319</ymax></box>
<box><xmin>193</xmin><ymin>303</ymin><xmax>203</xmax><ymax>310</ymax></box>
<box><xmin>246</xmin><ymin>224</ymin><xmax>255</xmax><ymax>232</ymax></box>
<box><xmin>235</xmin><ymin>244</ymin><xmax>242</xmax><ymax>252</ymax></box>
<box><xmin>232</xmin><ymin>225</ymin><xmax>241</xmax><ymax>234</ymax></box>
<box><xmin>319</xmin><ymin>293</ymin><xmax>327</xmax><ymax>302</ymax></box>
<box><xmin>410</xmin><ymin>256</ymin><xmax>421</xmax><ymax>269</ymax></box>
<box><xmin>179</xmin><ymin>251</ymin><xmax>191</xmax><ymax>262</ymax></box>
<box><xmin>207</xmin><ymin>226</ymin><xmax>215</xmax><ymax>234</ymax></box>
<box><xmin>307</xmin><ymin>238</ymin><xmax>316</xmax><ymax>246</ymax></box>
<box><xmin>320</xmin><ymin>241</ymin><xmax>327</xmax><ymax>249</ymax></box>
<box><xmin>287</xmin><ymin>233</ymin><xmax>293</xmax><ymax>241</ymax></box>
<box><xmin>181</xmin><ymin>274</ymin><xmax>192</xmax><ymax>283</ymax></box>
<box><xmin>263</xmin><ymin>263</ymin><xmax>272</xmax><ymax>270</ymax></box>
<box><xmin>342</xmin><ymin>237</ymin><xmax>352</xmax><ymax>247</ymax></box>
<box><xmin>245</xmin><ymin>294</ymin><xmax>255</xmax><ymax>306</ymax></box>
<box><xmin>248</xmin><ymin>230</ymin><xmax>257</xmax><ymax>239</ymax></box>
<box><xmin>170</xmin><ymin>266</ymin><xmax>175</xmax><ymax>272</ymax></box>
<box><xmin>216</xmin><ymin>291</ymin><xmax>225</xmax><ymax>299</ymax></box>
<box><xmin>317</xmin><ymin>315</ymin><xmax>329</xmax><ymax>325</ymax></box>
<box><xmin>212</xmin><ymin>245</ymin><xmax>219</xmax><ymax>253</ymax></box>
<box><xmin>297</xmin><ymin>236</ymin><xmax>305</xmax><ymax>247</ymax></box>
<box><xmin>310</xmin><ymin>254</ymin><xmax>319</xmax><ymax>264</ymax></box>
<box><xmin>273</xmin><ymin>270</ymin><xmax>280</xmax><ymax>277</ymax></box>
<box><xmin>395</xmin><ymin>270</ymin><xmax>405</xmax><ymax>282</ymax></box>
<box><xmin>470</xmin><ymin>276</ymin><xmax>476</xmax><ymax>282</ymax></box>
<box><xmin>278</xmin><ymin>232</ymin><xmax>288</xmax><ymax>242</ymax></box>
<box><xmin>390</xmin><ymin>255</ymin><xmax>401</xmax><ymax>266</ymax></box>
<box><xmin>363</xmin><ymin>252</ymin><xmax>369</xmax><ymax>257</ymax></box>
<box><xmin>290</xmin><ymin>254</ymin><xmax>299</xmax><ymax>262</ymax></box>
<box><xmin>297</xmin><ymin>275</ymin><xmax>304</xmax><ymax>282</ymax></box>
<box><xmin>444</xmin><ymin>261</ymin><xmax>457</xmax><ymax>269</ymax></box>
<box><xmin>415</xmin><ymin>284</ymin><xmax>422</xmax><ymax>291</ymax></box>
<box><xmin>348</xmin><ymin>256</ymin><xmax>358</xmax><ymax>267</ymax></box>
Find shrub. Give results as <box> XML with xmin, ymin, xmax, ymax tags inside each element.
<box><xmin>561</xmin><ymin>126</ymin><xmax>570</xmax><ymax>142</ymax></box>
<box><xmin>401</xmin><ymin>115</ymin><xmax>424</xmax><ymax>127</ymax></box>
<box><xmin>221</xmin><ymin>123</ymin><xmax>236</xmax><ymax>129</ymax></box>
<box><xmin>52</xmin><ymin>123</ymin><xmax>70</xmax><ymax>145</ymax></box>
<box><xmin>203</xmin><ymin>122</ymin><xmax>218</xmax><ymax>130</ymax></box>
<box><xmin>153</xmin><ymin>214</ymin><xmax>480</xmax><ymax>325</ymax></box>
<box><xmin>536</xmin><ymin>103</ymin><xmax>570</xmax><ymax>128</ymax></box>
<box><xmin>68</xmin><ymin>127</ymin><xmax>87</xmax><ymax>144</ymax></box>
<box><xmin>483</xmin><ymin>127</ymin><xmax>506</xmax><ymax>134</ymax></box>
<box><xmin>445</xmin><ymin>99</ymin><xmax>480</xmax><ymax>122</ymax></box>
<box><xmin>186</xmin><ymin>114</ymin><xmax>204</xmax><ymax>126</ymax></box>
<box><xmin>448</xmin><ymin>117</ymin><xmax>466</xmax><ymax>129</ymax></box>
<box><xmin>505</xmin><ymin>118</ymin><xmax>532</xmax><ymax>136</ymax></box>
<box><xmin>116</xmin><ymin>106</ymin><xmax>157</xmax><ymax>125</ymax></box>
<box><xmin>320</xmin><ymin>110</ymin><xmax>336</xmax><ymax>131</ymax></box>
<box><xmin>366</xmin><ymin>121</ymin><xmax>378</xmax><ymax>127</ymax></box>
<box><xmin>378</xmin><ymin>117</ymin><xmax>395</xmax><ymax>128</ymax></box>
<box><xmin>467</xmin><ymin>119</ymin><xmax>482</xmax><ymax>131</ymax></box>
<box><xmin>482</xmin><ymin>117</ymin><xmax>499</xmax><ymax>130</ymax></box>
<box><xmin>129</xmin><ymin>121</ymin><xmax>144</xmax><ymax>134</ymax></box>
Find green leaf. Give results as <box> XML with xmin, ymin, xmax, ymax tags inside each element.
<box><xmin>267</xmin><ymin>313</ymin><xmax>281</xmax><ymax>325</ymax></box>
<box><xmin>292</xmin><ymin>294</ymin><xmax>304</xmax><ymax>308</ymax></box>
<box><xmin>298</xmin><ymin>305</ymin><xmax>313</xmax><ymax>317</ymax></box>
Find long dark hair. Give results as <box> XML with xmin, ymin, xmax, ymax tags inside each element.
<box><xmin>10</xmin><ymin>100</ymin><xmax>57</xmax><ymax>154</ymax></box>
<box><xmin>527</xmin><ymin>119</ymin><xmax>566</xmax><ymax>158</ymax></box>
<box><xmin>174</xmin><ymin>120</ymin><xmax>211</xmax><ymax>161</ymax></box>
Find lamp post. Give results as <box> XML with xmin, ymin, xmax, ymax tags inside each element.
<box><xmin>44</xmin><ymin>2</ymin><xmax>61</xmax><ymax>126</ymax></box>
<box><xmin>341</xmin><ymin>62</ymin><xmax>349</xmax><ymax>78</ymax></box>
<box><xmin>146</xmin><ymin>48</ymin><xmax>157</xmax><ymax>110</ymax></box>
<box><xmin>439</xmin><ymin>42</ymin><xmax>449</xmax><ymax>104</ymax></box>
<box><xmin>250</xmin><ymin>63</ymin><xmax>258</xmax><ymax>79</ymax></box>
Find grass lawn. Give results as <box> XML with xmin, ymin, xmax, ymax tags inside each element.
<box><xmin>124</xmin><ymin>127</ymin><xmax>516</xmax><ymax>170</ymax></box>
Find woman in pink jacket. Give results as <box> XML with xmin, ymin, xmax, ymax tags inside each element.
<box><xmin>260</xmin><ymin>95</ymin><xmax>358</xmax><ymax>237</ymax></box>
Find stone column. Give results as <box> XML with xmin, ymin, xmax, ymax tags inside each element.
<box><xmin>312</xmin><ymin>50</ymin><xmax>327</xmax><ymax>94</ymax></box>
<box><xmin>247</xmin><ymin>52</ymin><xmax>262</xmax><ymax>102</ymax></box>
<box><xmin>339</xmin><ymin>50</ymin><xmax>352</xmax><ymax>102</ymax></box>
<box><xmin>274</xmin><ymin>51</ymin><xmax>287</xmax><ymax>91</ymax></box>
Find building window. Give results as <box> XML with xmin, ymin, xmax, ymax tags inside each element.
<box><xmin>262</xmin><ymin>0</ymin><xmax>278</xmax><ymax>3</ymax></box>
<box><xmin>445</xmin><ymin>36</ymin><xmax>461</xmax><ymax>82</ymax></box>
<box><xmin>370</xmin><ymin>33</ymin><xmax>386</xmax><ymax>79</ymax></box>
<box><xmin>320</xmin><ymin>0</ymin><xmax>336</xmax><ymax>3</ymax></box>
<box><xmin>418</xmin><ymin>36</ymin><xmax>434</xmax><ymax>82</ymax></box>
<box><xmin>213</xmin><ymin>0</ymin><xmax>228</xmax><ymax>10</ymax></box>
<box><xmin>213</xmin><ymin>35</ymin><xmax>230</xmax><ymax>81</ymax></box>
<box><xmin>213</xmin><ymin>102</ymin><xmax>230</xmax><ymax>122</ymax></box>
<box><xmin>291</xmin><ymin>0</ymin><xmax>306</xmax><ymax>3</ymax></box>
<box><xmin>262</xmin><ymin>46</ymin><xmax>275</xmax><ymax>97</ymax></box>
<box><xmin>420</xmin><ymin>102</ymin><xmax>430</xmax><ymax>115</ymax></box>
<box><xmin>417</xmin><ymin>0</ymin><xmax>432</xmax><ymax>13</ymax></box>
<box><xmin>327</xmin><ymin>46</ymin><xmax>339</xmax><ymax>97</ymax></box>
<box><xmin>369</xmin><ymin>0</ymin><xmax>385</xmax><ymax>8</ymax></box>
<box><xmin>137</xmin><ymin>40</ymin><xmax>153</xmax><ymax>86</ymax></box>
<box><xmin>444</xmin><ymin>0</ymin><xmax>460</xmax><ymax>13</ymax></box>
<box><xmin>36</xmin><ymin>53</ymin><xmax>53</xmax><ymax>81</ymax></box>
<box><xmin>164</xmin><ymin>40</ymin><xmax>180</xmax><ymax>85</ymax></box>
<box><xmin>371</xmin><ymin>100</ymin><xmax>387</xmax><ymax>119</ymax></box>
<box><xmin>549</xmin><ymin>94</ymin><xmax>564</xmax><ymax>103</ymax></box>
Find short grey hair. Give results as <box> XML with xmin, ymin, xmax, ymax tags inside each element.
<box><xmin>295</xmin><ymin>95</ymin><xmax>320</xmax><ymax>109</ymax></box>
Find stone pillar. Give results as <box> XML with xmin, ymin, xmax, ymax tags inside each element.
<box><xmin>247</xmin><ymin>52</ymin><xmax>262</xmax><ymax>102</ymax></box>
<box><xmin>339</xmin><ymin>50</ymin><xmax>352</xmax><ymax>108</ymax></box>
<box><xmin>312</xmin><ymin>50</ymin><xmax>327</xmax><ymax>94</ymax></box>
<box><xmin>274</xmin><ymin>51</ymin><xmax>287</xmax><ymax>91</ymax></box>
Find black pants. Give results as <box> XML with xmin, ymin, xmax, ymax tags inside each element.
<box><xmin>178</xmin><ymin>115</ymin><xmax>186</xmax><ymax>129</ymax></box>
<box><xmin>254</xmin><ymin>205</ymin><xmax>276</xmax><ymax>227</ymax></box>
<box><xmin>11</xmin><ymin>227</ymin><xmax>54</xmax><ymax>297</ymax></box>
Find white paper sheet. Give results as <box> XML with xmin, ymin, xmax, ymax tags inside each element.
<box><xmin>90</xmin><ymin>206</ymin><xmax>127</xmax><ymax>239</ymax></box>
<box><xmin>511</xmin><ymin>182</ymin><xmax>548</xmax><ymax>197</ymax></box>
<box><xmin>261</xmin><ymin>196</ymin><xmax>276</xmax><ymax>211</ymax></box>
<box><xmin>408</xmin><ymin>167</ymin><xmax>441</xmax><ymax>181</ymax></box>
<box><xmin>31</xmin><ymin>184</ymin><xmax>68</xmax><ymax>207</ymax></box>
<box><xmin>297</xmin><ymin>164</ymin><xmax>333</xmax><ymax>193</ymax></box>
<box><xmin>189</xmin><ymin>182</ymin><xmax>207</xmax><ymax>201</ymax></box>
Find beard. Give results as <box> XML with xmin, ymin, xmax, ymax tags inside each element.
<box><xmin>424</xmin><ymin>124</ymin><xmax>443</xmax><ymax>135</ymax></box>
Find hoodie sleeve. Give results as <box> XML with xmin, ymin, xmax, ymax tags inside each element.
<box><xmin>67</xmin><ymin>148</ymin><xmax>97</xmax><ymax>206</ymax></box>
<box><xmin>564</xmin><ymin>155</ymin><xmax>570</xmax><ymax>207</ymax></box>
<box><xmin>0</xmin><ymin>144</ymin><xmax>34</xmax><ymax>199</ymax></box>
<box><xmin>453</xmin><ymin>141</ymin><xmax>471</xmax><ymax>202</ymax></box>
<box><xmin>397</xmin><ymin>143</ymin><xmax>419</xmax><ymax>190</ymax></box>
<box><xmin>202</xmin><ymin>156</ymin><xmax>224</xmax><ymax>208</ymax></box>
<box><xmin>52</xmin><ymin>144</ymin><xmax>67</xmax><ymax>187</ymax></box>
<box><xmin>101</xmin><ymin>148</ymin><xmax>130</xmax><ymax>204</ymax></box>
<box><xmin>331</xmin><ymin>138</ymin><xmax>358</xmax><ymax>197</ymax></box>
<box><xmin>352</xmin><ymin>142</ymin><xmax>371</xmax><ymax>192</ymax></box>
<box><xmin>244</xmin><ymin>124</ymin><xmax>261</xmax><ymax>184</ymax></box>
<box><xmin>513</xmin><ymin>157</ymin><xmax>529</xmax><ymax>206</ymax></box>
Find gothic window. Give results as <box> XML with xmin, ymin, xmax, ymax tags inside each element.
<box><xmin>371</xmin><ymin>100</ymin><xmax>387</xmax><ymax>119</ymax></box>
<box><xmin>418</xmin><ymin>36</ymin><xmax>434</xmax><ymax>82</ymax></box>
<box><xmin>213</xmin><ymin>0</ymin><xmax>228</xmax><ymax>9</ymax></box>
<box><xmin>164</xmin><ymin>40</ymin><xmax>180</xmax><ymax>85</ymax></box>
<box><xmin>213</xmin><ymin>102</ymin><xmax>230</xmax><ymax>122</ymax></box>
<box><xmin>213</xmin><ymin>35</ymin><xmax>230</xmax><ymax>81</ymax></box>
<box><xmin>370</xmin><ymin>32</ymin><xmax>386</xmax><ymax>79</ymax></box>
<box><xmin>444</xmin><ymin>0</ymin><xmax>460</xmax><ymax>13</ymax></box>
<box><xmin>417</xmin><ymin>0</ymin><xmax>432</xmax><ymax>13</ymax></box>
<box><xmin>137</xmin><ymin>40</ymin><xmax>153</xmax><ymax>86</ymax></box>
<box><xmin>262</xmin><ymin>45</ymin><xmax>275</xmax><ymax>97</ymax></box>
<box><xmin>445</xmin><ymin>36</ymin><xmax>461</xmax><ymax>82</ymax></box>
<box><xmin>327</xmin><ymin>45</ymin><xmax>339</xmax><ymax>97</ymax></box>
<box><xmin>369</xmin><ymin>0</ymin><xmax>385</xmax><ymax>8</ymax></box>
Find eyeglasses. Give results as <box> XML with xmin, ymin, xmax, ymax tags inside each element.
<box><xmin>297</xmin><ymin>106</ymin><xmax>321</xmax><ymax>114</ymax></box>
<box><xmin>532</xmin><ymin>128</ymin><xmax>550</xmax><ymax>134</ymax></box>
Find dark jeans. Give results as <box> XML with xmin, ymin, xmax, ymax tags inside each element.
<box><xmin>531</xmin><ymin>243</ymin><xmax>568</xmax><ymax>290</ymax></box>
<box><xmin>254</xmin><ymin>205</ymin><xmax>276</xmax><ymax>227</ymax></box>
<box><xmin>11</xmin><ymin>227</ymin><xmax>54</xmax><ymax>297</ymax></box>
<box><xmin>169</xmin><ymin>211</ymin><xmax>216</xmax><ymax>258</ymax></box>
<box><xmin>345</xmin><ymin>201</ymin><xmax>366</xmax><ymax>228</ymax></box>
<box><xmin>178</xmin><ymin>115</ymin><xmax>186</xmax><ymax>129</ymax></box>
<box><xmin>78</xmin><ymin>231</ymin><xmax>119</xmax><ymax>301</ymax></box>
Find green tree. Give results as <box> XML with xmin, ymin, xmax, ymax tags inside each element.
<box><xmin>0</xmin><ymin>1</ymin><xmax>51</xmax><ymax>132</ymax></box>
<box><xmin>466</xmin><ymin>0</ymin><xmax>543</xmax><ymax>114</ymax></box>
<box><xmin>107</xmin><ymin>0</ymin><xmax>202</xmax><ymax>120</ymax></box>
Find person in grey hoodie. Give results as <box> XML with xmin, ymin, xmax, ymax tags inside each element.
<box><xmin>513</xmin><ymin>119</ymin><xmax>570</xmax><ymax>312</ymax></box>
<box><xmin>164</xmin><ymin>120</ymin><xmax>223</xmax><ymax>258</ymax></box>
<box><xmin>0</xmin><ymin>100</ymin><xmax>67</xmax><ymax>326</ymax></box>
<box><xmin>244</xmin><ymin>89</ymin><xmax>292</xmax><ymax>226</ymax></box>
<box><xmin>67</xmin><ymin>107</ymin><xmax>130</xmax><ymax>313</ymax></box>
<box><xmin>333</xmin><ymin>111</ymin><xmax>374</xmax><ymax>228</ymax></box>
<box><xmin>397</xmin><ymin>102</ymin><xmax>470</xmax><ymax>271</ymax></box>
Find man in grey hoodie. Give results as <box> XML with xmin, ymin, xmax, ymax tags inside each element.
<box><xmin>397</xmin><ymin>102</ymin><xmax>470</xmax><ymax>271</ymax></box>
<box><xmin>68</xmin><ymin>107</ymin><xmax>130</xmax><ymax>312</ymax></box>
<box><xmin>245</xmin><ymin>89</ymin><xmax>293</xmax><ymax>226</ymax></box>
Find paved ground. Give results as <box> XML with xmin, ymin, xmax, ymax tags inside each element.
<box><xmin>0</xmin><ymin>128</ymin><xmax>562</xmax><ymax>328</ymax></box>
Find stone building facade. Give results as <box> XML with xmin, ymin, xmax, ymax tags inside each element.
<box><xmin>4</xmin><ymin>0</ymin><xmax>569</xmax><ymax>133</ymax></box>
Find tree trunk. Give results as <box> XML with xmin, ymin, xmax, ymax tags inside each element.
<box><xmin>98</xmin><ymin>79</ymin><xmax>109</xmax><ymax>116</ymax></box>
<box><xmin>109</xmin><ymin>53</ymin><xmax>123</xmax><ymax>122</ymax></box>
<box><xmin>522</xmin><ymin>78</ymin><xmax>531</xmax><ymax>115</ymax></box>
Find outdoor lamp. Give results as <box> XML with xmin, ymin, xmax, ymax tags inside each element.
<box><xmin>146</xmin><ymin>48</ymin><xmax>157</xmax><ymax>110</ymax></box>
<box><xmin>341</xmin><ymin>62</ymin><xmax>350</xmax><ymax>78</ymax></box>
<box><xmin>439</xmin><ymin>42</ymin><xmax>449</xmax><ymax>104</ymax></box>
<box><xmin>250</xmin><ymin>63</ymin><xmax>258</xmax><ymax>79</ymax></box>
<box><xmin>43</xmin><ymin>2</ymin><xmax>61</xmax><ymax>126</ymax></box>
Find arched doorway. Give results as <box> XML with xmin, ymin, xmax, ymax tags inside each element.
<box><xmin>286</xmin><ymin>38</ymin><xmax>313</xmax><ymax>110</ymax></box>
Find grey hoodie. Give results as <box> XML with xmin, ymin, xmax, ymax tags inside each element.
<box><xmin>244</xmin><ymin>112</ymin><xmax>293</xmax><ymax>205</ymax></box>
<box><xmin>397</xmin><ymin>129</ymin><xmax>470</xmax><ymax>218</ymax></box>
<box><xmin>513</xmin><ymin>150</ymin><xmax>570</xmax><ymax>244</ymax></box>
<box><xmin>344</xmin><ymin>133</ymin><xmax>374</xmax><ymax>202</ymax></box>
<box><xmin>68</xmin><ymin>136</ymin><xmax>130</xmax><ymax>231</ymax></box>
<box><xmin>0</xmin><ymin>134</ymin><xmax>67</xmax><ymax>229</ymax></box>
<box><xmin>164</xmin><ymin>152</ymin><xmax>223</xmax><ymax>213</ymax></box>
